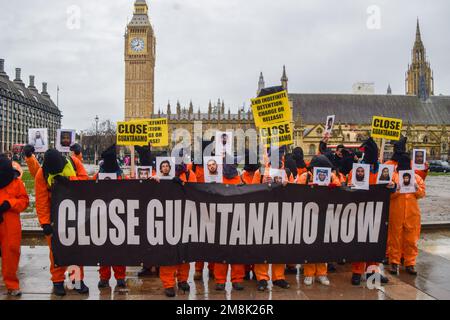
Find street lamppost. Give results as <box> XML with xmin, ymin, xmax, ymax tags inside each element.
<box><xmin>95</xmin><ymin>115</ymin><xmax>99</xmax><ymax>165</ymax></box>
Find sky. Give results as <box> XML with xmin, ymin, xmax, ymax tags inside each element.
<box><xmin>0</xmin><ymin>0</ymin><xmax>449</xmax><ymax>130</ymax></box>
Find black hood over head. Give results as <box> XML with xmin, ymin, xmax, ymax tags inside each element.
<box><xmin>308</xmin><ymin>155</ymin><xmax>334</xmax><ymax>170</ymax></box>
<box><xmin>100</xmin><ymin>144</ymin><xmax>120</xmax><ymax>173</ymax></box>
<box><xmin>292</xmin><ymin>147</ymin><xmax>306</xmax><ymax>169</ymax></box>
<box><xmin>0</xmin><ymin>155</ymin><xmax>19</xmax><ymax>189</ymax></box>
<box><xmin>397</xmin><ymin>152</ymin><xmax>412</xmax><ymax>171</ymax></box>
<box><xmin>135</xmin><ymin>145</ymin><xmax>152</xmax><ymax>166</ymax></box>
<box><xmin>361</xmin><ymin>137</ymin><xmax>379</xmax><ymax>164</ymax></box>
<box><xmin>42</xmin><ymin>149</ymin><xmax>67</xmax><ymax>175</ymax></box>
<box><xmin>339</xmin><ymin>149</ymin><xmax>356</xmax><ymax>176</ymax></box>
<box><xmin>223</xmin><ymin>163</ymin><xmax>239</xmax><ymax>179</ymax></box>
<box><xmin>284</xmin><ymin>154</ymin><xmax>298</xmax><ymax>179</ymax></box>
<box><xmin>391</xmin><ymin>136</ymin><xmax>408</xmax><ymax>162</ymax></box>
<box><xmin>243</xmin><ymin>149</ymin><xmax>259</xmax><ymax>172</ymax></box>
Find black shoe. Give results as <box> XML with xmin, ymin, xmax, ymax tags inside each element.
<box><xmin>285</xmin><ymin>266</ymin><xmax>297</xmax><ymax>275</ymax></box>
<box><xmin>405</xmin><ymin>266</ymin><xmax>418</xmax><ymax>276</ymax></box>
<box><xmin>351</xmin><ymin>273</ymin><xmax>361</xmax><ymax>286</ymax></box>
<box><xmin>178</xmin><ymin>281</ymin><xmax>190</xmax><ymax>292</ymax></box>
<box><xmin>215</xmin><ymin>283</ymin><xmax>225</xmax><ymax>291</ymax></box>
<box><xmin>244</xmin><ymin>271</ymin><xmax>251</xmax><ymax>280</ymax></box>
<box><xmin>273</xmin><ymin>279</ymin><xmax>290</xmax><ymax>289</ymax></box>
<box><xmin>137</xmin><ymin>267</ymin><xmax>153</xmax><ymax>277</ymax></box>
<box><xmin>98</xmin><ymin>280</ymin><xmax>110</xmax><ymax>288</ymax></box>
<box><xmin>75</xmin><ymin>280</ymin><xmax>90</xmax><ymax>294</ymax></box>
<box><xmin>53</xmin><ymin>282</ymin><xmax>66</xmax><ymax>296</ymax></box>
<box><xmin>165</xmin><ymin>287</ymin><xmax>176</xmax><ymax>297</ymax></box>
<box><xmin>232</xmin><ymin>282</ymin><xmax>244</xmax><ymax>291</ymax></box>
<box><xmin>327</xmin><ymin>263</ymin><xmax>337</xmax><ymax>273</ymax></box>
<box><xmin>116</xmin><ymin>279</ymin><xmax>127</xmax><ymax>288</ymax></box>
<box><xmin>389</xmin><ymin>264</ymin><xmax>399</xmax><ymax>275</ymax></box>
<box><xmin>257</xmin><ymin>280</ymin><xmax>268</xmax><ymax>291</ymax></box>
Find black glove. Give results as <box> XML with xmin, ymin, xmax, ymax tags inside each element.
<box><xmin>23</xmin><ymin>144</ymin><xmax>35</xmax><ymax>158</ymax></box>
<box><xmin>0</xmin><ymin>201</ymin><xmax>11</xmax><ymax>214</ymax></box>
<box><xmin>42</xmin><ymin>224</ymin><xmax>53</xmax><ymax>236</ymax></box>
<box><xmin>172</xmin><ymin>176</ymin><xmax>183</xmax><ymax>186</ymax></box>
<box><xmin>54</xmin><ymin>175</ymin><xmax>70</xmax><ymax>184</ymax></box>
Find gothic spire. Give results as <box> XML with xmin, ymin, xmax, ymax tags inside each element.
<box><xmin>281</xmin><ymin>65</ymin><xmax>288</xmax><ymax>91</ymax></box>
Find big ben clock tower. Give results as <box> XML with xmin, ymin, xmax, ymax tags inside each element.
<box><xmin>125</xmin><ymin>0</ymin><xmax>156</xmax><ymax>120</ymax></box>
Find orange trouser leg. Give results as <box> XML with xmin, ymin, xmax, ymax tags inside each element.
<box><xmin>208</xmin><ymin>262</ymin><xmax>215</xmax><ymax>271</ymax></box>
<box><xmin>352</xmin><ymin>262</ymin><xmax>378</xmax><ymax>275</ymax></box>
<box><xmin>46</xmin><ymin>236</ymin><xmax>84</xmax><ymax>283</ymax></box>
<box><xmin>230</xmin><ymin>264</ymin><xmax>245</xmax><ymax>283</ymax></box>
<box><xmin>112</xmin><ymin>266</ymin><xmax>126</xmax><ymax>280</ymax></box>
<box><xmin>99</xmin><ymin>266</ymin><xmax>112</xmax><ymax>281</ymax></box>
<box><xmin>0</xmin><ymin>213</ymin><xmax>22</xmax><ymax>290</ymax></box>
<box><xmin>388</xmin><ymin>223</ymin><xmax>403</xmax><ymax>265</ymax></box>
<box><xmin>159</xmin><ymin>264</ymin><xmax>189</xmax><ymax>289</ymax></box>
<box><xmin>304</xmin><ymin>264</ymin><xmax>327</xmax><ymax>277</ymax></box>
<box><xmin>271</xmin><ymin>264</ymin><xmax>286</xmax><ymax>281</ymax></box>
<box><xmin>159</xmin><ymin>265</ymin><xmax>177</xmax><ymax>289</ymax></box>
<box><xmin>214</xmin><ymin>263</ymin><xmax>228</xmax><ymax>284</ymax></box>
<box><xmin>403</xmin><ymin>226</ymin><xmax>420</xmax><ymax>267</ymax></box>
<box><xmin>177</xmin><ymin>263</ymin><xmax>190</xmax><ymax>283</ymax></box>
<box><xmin>254</xmin><ymin>264</ymin><xmax>270</xmax><ymax>281</ymax></box>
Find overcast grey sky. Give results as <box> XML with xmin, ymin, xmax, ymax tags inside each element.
<box><xmin>1</xmin><ymin>0</ymin><xmax>449</xmax><ymax>129</ymax></box>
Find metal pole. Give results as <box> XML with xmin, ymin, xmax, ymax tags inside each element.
<box><xmin>95</xmin><ymin>115</ymin><xmax>99</xmax><ymax>165</ymax></box>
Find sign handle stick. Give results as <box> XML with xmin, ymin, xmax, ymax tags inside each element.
<box><xmin>379</xmin><ymin>138</ymin><xmax>386</xmax><ymax>163</ymax></box>
<box><xmin>130</xmin><ymin>145</ymin><xmax>136</xmax><ymax>178</ymax></box>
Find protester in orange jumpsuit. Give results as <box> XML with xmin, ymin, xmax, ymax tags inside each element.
<box><xmin>292</xmin><ymin>147</ymin><xmax>308</xmax><ymax>178</ymax></box>
<box><xmin>3</xmin><ymin>152</ymin><xmax>23</xmax><ymax>179</ymax></box>
<box><xmin>251</xmin><ymin>149</ymin><xmax>291</xmax><ymax>291</ymax></box>
<box><xmin>296</xmin><ymin>155</ymin><xmax>339</xmax><ymax>286</ymax></box>
<box><xmin>213</xmin><ymin>161</ymin><xmax>246</xmax><ymax>291</ymax></box>
<box><xmin>348</xmin><ymin>138</ymin><xmax>394</xmax><ymax>286</ymax></box>
<box><xmin>93</xmin><ymin>145</ymin><xmax>127</xmax><ymax>289</ymax></box>
<box><xmin>388</xmin><ymin>153</ymin><xmax>426</xmax><ymax>276</ymax></box>
<box><xmin>158</xmin><ymin>160</ymin><xmax>196</xmax><ymax>297</ymax></box>
<box><xmin>70</xmin><ymin>143</ymin><xmax>83</xmax><ymax>163</ymax></box>
<box><xmin>35</xmin><ymin>149</ymin><xmax>89</xmax><ymax>296</ymax></box>
<box><xmin>0</xmin><ymin>155</ymin><xmax>29</xmax><ymax>296</ymax></box>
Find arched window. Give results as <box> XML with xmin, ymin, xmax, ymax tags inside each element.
<box><xmin>309</xmin><ymin>144</ymin><xmax>316</xmax><ymax>155</ymax></box>
<box><xmin>423</xmin><ymin>136</ymin><xmax>429</xmax><ymax>143</ymax></box>
<box><xmin>316</xmin><ymin>128</ymin><xmax>323</xmax><ymax>135</ymax></box>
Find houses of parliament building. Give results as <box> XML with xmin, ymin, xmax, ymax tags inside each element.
<box><xmin>125</xmin><ymin>0</ymin><xmax>450</xmax><ymax>159</ymax></box>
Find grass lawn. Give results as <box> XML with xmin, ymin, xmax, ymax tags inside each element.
<box><xmin>428</xmin><ymin>172</ymin><xmax>450</xmax><ymax>177</ymax></box>
<box><xmin>21</xmin><ymin>169</ymin><xmax>35</xmax><ymax>213</ymax></box>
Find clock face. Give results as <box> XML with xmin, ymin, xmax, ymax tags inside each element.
<box><xmin>130</xmin><ymin>38</ymin><xmax>145</xmax><ymax>52</ymax></box>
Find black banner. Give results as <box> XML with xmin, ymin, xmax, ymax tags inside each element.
<box><xmin>50</xmin><ymin>181</ymin><xmax>390</xmax><ymax>266</ymax></box>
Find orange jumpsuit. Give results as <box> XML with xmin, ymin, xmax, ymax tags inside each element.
<box><xmin>72</xmin><ymin>152</ymin><xmax>83</xmax><ymax>163</ymax></box>
<box><xmin>159</xmin><ymin>170</ymin><xmax>196</xmax><ymax>289</ymax></box>
<box><xmin>35</xmin><ymin>156</ymin><xmax>89</xmax><ymax>283</ymax></box>
<box><xmin>0</xmin><ymin>178</ymin><xmax>29</xmax><ymax>290</ymax></box>
<box><xmin>92</xmin><ymin>173</ymin><xmax>127</xmax><ymax>281</ymax></box>
<box><xmin>25</xmin><ymin>155</ymin><xmax>41</xmax><ymax>179</ymax></box>
<box><xmin>252</xmin><ymin>170</ymin><xmax>289</xmax><ymax>283</ymax></box>
<box><xmin>388</xmin><ymin>173</ymin><xmax>425</xmax><ymax>267</ymax></box>
<box><xmin>297</xmin><ymin>172</ymin><xmax>341</xmax><ymax>277</ymax></box>
<box><xmin>213</xmin><ymin>175</ymin><xmax>246</xmax><ymax>285</ymax></box>
<box><xmin>348</xmin><ymin>169</ymin><xmax>380</xmax><ymax>275</ymax></box>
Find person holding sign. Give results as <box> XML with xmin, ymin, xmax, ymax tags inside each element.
<box><xmin>388</xmin><ymin>153</ymin><xmax>426</xmax><ymax>276</ymax></box>
<box><xmin>297</xmin><ymin>155</ymin><xmax>340</xmax><ymax>286</ymax></box>
<box><xmin>214</xmin><ymin>158</ymin><xmax>246</xmax><ymax>292</ymax></box>
<box><xmin>347</xmin><ymin>138</ymin><xmax>394</xmax><ymax>286</ymax></box>
<box><xmin>0</xmin><ymin>155</ymin><xmax>29</xmax><ymax>296</ymax></box>
<box><xmin>34</xmin><ymin>149</ymin><xmax>89</xmax><ymax>296</ymax></box>
<box><xmin>91</xmin><ymin>145</ymin><xmax>127</xmax><ymax>289</ymax></box>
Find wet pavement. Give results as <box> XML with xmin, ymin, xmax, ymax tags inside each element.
<box><xmin>2</xmin><ymin>229</ymin><xmax>450</xmax><ymax>300</ymax></box>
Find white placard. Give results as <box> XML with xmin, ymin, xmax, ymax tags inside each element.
<box><xmin>269</xmin><ymin>168</ymin><xmax>287</xmax><ymax>184</ymax></box>
<box><xmin>412</xmin><ymin>149</ymin><xmax>426</xmax><ymax>171</ymax></box>
<box><xmin>399</xmin><ymin>170</ymin><xmax>416</xmax><ymax>194</ymax></box>
<box><xmin>135</xmin><ymin>166</ymin><xmax>153</xmax><ymax>180</ymax></box>
<box><xmin>377</xmin><ymin>164</ymin><xmax>395</xmax><ymax>184</ymax></box>
<box><xmin>56</xmin><ymin>129</ymin><xmax>76</xmax><ymax>153</ymax></box>
<box><xmin>28</xmin><ymin>128</ymin><xmax>48</xmax><ymax>153</ymax></box>
<box><xmin>351</xmin><ymin>163</ymin><xmax>370</xmax><ymax>190</ymax></box>
<box><xmin>313</xmin><ymin>167</ymin><xmax>332</xmax><ymax>186</ymax></box>
<box><xmin>215</xmin><ymin>131</ymin><xmax>233</xmax><ymax>157</ymax></box>
<box><xmin>156</xmin><ymin>157</ymin><xmax>175</xmax><ymax>180</ymax></box>
<box><xmin>325</xmin><ymin>115</ymin><xmax>336</xmax><ymax>134</ymax></box>
<box><xmin>203</xmin><ymin>156</ymin><xmax>223</xmax><ymax>183</ymax></box>
<box><xmin>98</xmin><ymin>173</ymin><xmax>117</xmax><ymax>180</ymax></box>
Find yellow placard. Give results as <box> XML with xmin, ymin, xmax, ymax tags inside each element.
<box><xmin>116</xmin><ymin>121</ymin><xmax>149</xmax><ymax>146</ymax></box>
<box><xmin>251</xmin><ymin>90</ymin><xmax>291</xmax><ymax>127</ymax></box>
<box><xmin>371</xmin><ymin>116</ymin><xmax>403</xmax><ymax>141</ymax></box>
<box><xmin>259</xmin><ymin>121</ymin><xmax>294</xmax><ymax>148</ymax></box>
<box><xmin>147</xmin><ymin>118</ymin><xmax>169</xmax><ymax>147</ymax></box>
